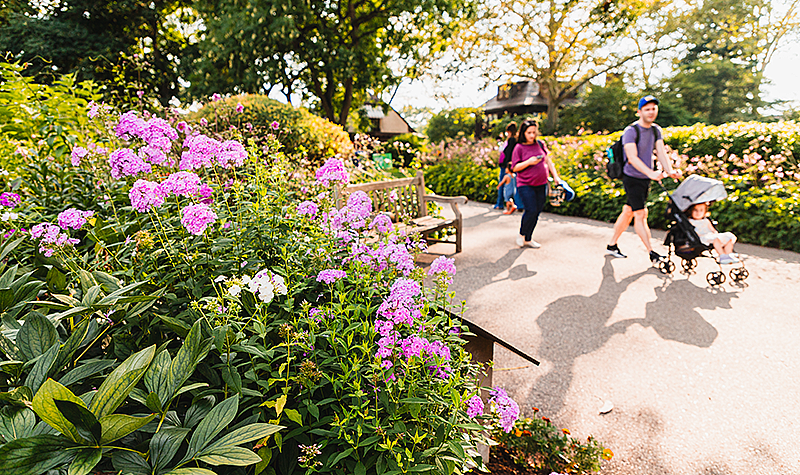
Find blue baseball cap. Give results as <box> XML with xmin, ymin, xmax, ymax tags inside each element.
<box><xmin>638</xmin><ymin>95</ymin><xmax>659</xmax><ymax>109</ymax></box>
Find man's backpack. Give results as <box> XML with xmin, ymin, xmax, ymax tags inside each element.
<box><xmin>606</xmin><ymin>124</ymin><xmax>654</xmax><ymax>179</ymax></box>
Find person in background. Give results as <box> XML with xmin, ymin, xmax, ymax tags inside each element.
<box><xmin>495</xmin><ymin>122</ymin><xmax>518</xmax><ymax>210</ymax></box>
<box><xmin>606</xmin><ymin>95</ymin><xmax>681</xmax><ymax>264</ymax></box>
<box><xmin>511</xmin><ymin>118</ymin><xmax>561</xmax><ymax>248</ymax></box>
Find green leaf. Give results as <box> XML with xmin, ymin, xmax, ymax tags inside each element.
<box><xmin>16</xmin><ymin>312</ymin><xmax>58</xmax><ymax>362</ymax></box>
<box><xmin>283</xmin><ymin>408</ymin><xmax>302</xmax><ymax>426</ymax></box>
<box><xmin>167</xmin><ymin>321</ymin><xmax>211</xmax><ymax>403</ymax></box>
<box><xmin>46</xmin><ymin>267</ymin><xmax>67</xmax><ymax>293</ymax></box>
<box><xmin>255</xmin><ymin>446</ymin><xmax>272</xmax><ymax>474</ymax></box>
<box><xmin>185</xmin><ymin>396</ymin><xmax>238</xmax><ymax>458</ymax></box>
<box><xmin>95</xmin><ymin>280</ymin><xmax>148</xmax><ymax>306</ymax></box>
<box><xmin>201</xmin><ymin>423</ymin><xmax>284</xmax><ymax>453</ymax></box>
<box><xmin>54</xmin><ymin>399</ymin><xmax>101</xmax><ymax>445</ymax></box>
<box><xmin>0</xmin><ymin>264</ymin><xmax>18</xmax><ymax>288</ymax></box>
<box><xmin>329</xmin><ymin>447</ymin><xmax>353</xmax><ymax>466</ymax></box>
<box><xmin>68</xmin><ymin>448</ymin><xmax>102</xmax><ymax>475</ymax></box>
<box><xmin>24</xmin><ymin>341</ymin><xmax>60</xmax><ymax>394</ymax></box>
<box><xmin>143</xmin><ymin>349</ymin><xmax>171</xmax><ymax>405</ymax></box>
<box><xmin>150</xmin><ymin>427</ymin><xmax>190</xmax><ymax>472</ymax></box>
<box><xmin>80</xmin><ymin>285</ymin><xmax>103</xmax><ymax>307</ymax></box>
<box><xmin>184</xmin><ymin>396</ymin><xmax>214</xmax><ymax>429</ymax></box>
<box><xmin>99</xmin><ymin>413</ymin><xmax>156</xmax><ymax>445</ymax></box>
<box><xmin>52</xmin><ymin>318</ymin><xmax>92</xmax><ymax>373</ymax></box>
<box><xmin>112</xmin><ymin>451</ymin><xmax>151</xmax><ymax>475</ymax></box>
<box><xmin>0</xmin><ymin>236</ymin><xmax>25</xmax><ymax>262</ymax></box>
<box><xmin>91</xmin><ymin>271</ymin><xmax>120</xmax><ymax>293</ymax></box>
<box><xmin>58</xmin><ymin>359</ymin><xmax>116</xmax><ymax>388</ymax></box>
<box><xmin>0</xmin><ymin>406</ymin><xmax>36</xmax><ymax>442</ymax></box>
<box><xmin>274</xmin><ymin>394</ymin><xmax>286</xmax><ymax>417</ymax></box>
<box><xmin>145</xmin><ymin>391</ymin><xmax>163</xmax><ymax>413</ymax></box>
<box><xmin>355</xmin><ymin>461</ymin><xmax>367</xmax><ymax>475</ymax></box>
<box><xmin>0</xmin><ymin>386</ymin><xmax>32</xmax><ymax>406</ymax></box>
<box><xmin>0</xmin><ymin>434</ymin><xmax>76</xmax><ymax>475</ymax></box>
<box><xmin>197</xmin><ymin>446</ymin><xmax>262</xmax><ymax>466</ymax></box>
<box><xmin>88</xmin><ymin>344</ymin><xmax>155</xmax><ymax>418</ymax></box>
<box><xmin>162</xmin><ymin>469</ymin><xmax>217</xmax><ymax>475</ymax></box>
<box><xmin>31</xmin><ymin>379</ymin><xmax>85</xmax><ymax>443</ymax></box>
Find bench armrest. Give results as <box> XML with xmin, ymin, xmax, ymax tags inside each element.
<box><xmin>423</xmin><ymin>194</ymin><xmax>468</xmax><ymax>205</ymax></box>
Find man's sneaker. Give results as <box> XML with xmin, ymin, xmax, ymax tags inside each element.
<box><xmin>523</xmin><ymin>240</ymin><xmax>542</xmax><ymax>248</ymax></box>
<box><xmin>606</xmin><ymin>244</ymin><xmax>627</xmax><ymax>258</ymax></box>
<box><xmin>516</xmin><ymin>236</ymin><xmax>525</xmax><ymax>247</ymax></box>
<box><xmin>650</xmin><ymin>251</ymin><xmax>664</xmax><ymax>264</ymax></box>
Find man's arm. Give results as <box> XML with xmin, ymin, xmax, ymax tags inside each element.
<box><xmin>654</xmin><ymin>139</ymin><xmax>681</xmax><ymax>179</ymax></box>
<box><xmin>624</xmin><ymin>142</ymin><xmax>663</xmax><ymax>180</ymax></box>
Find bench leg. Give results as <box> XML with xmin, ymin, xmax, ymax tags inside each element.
<box><xmin>455</xmin><ymin>223</ymin><xmax>462</xmax><ymax>253</ymax></box>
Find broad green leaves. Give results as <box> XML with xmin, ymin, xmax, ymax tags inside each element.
<box><xmin>88</xmin><ymin>345</ymin><xmax>155</xmax><ymax>418</ymax></box>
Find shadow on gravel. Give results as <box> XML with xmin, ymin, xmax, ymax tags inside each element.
<box><xmin>531</xmin><ymin>257</ymin><xmax>730</xmax><ymax>413</ymax></box>
<box><xmin>451</xmin><ymin>247</ymin><xmax>537</xmax><ymax>295</ymax></box>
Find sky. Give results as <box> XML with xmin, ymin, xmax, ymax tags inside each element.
<box><xmin>386</xmin><ymin>41</ymin><xmax>800</xmax><ymax>119</ymax></box>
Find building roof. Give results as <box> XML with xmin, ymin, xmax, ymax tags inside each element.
<box><xmin>482</xmin><ymin>81</ymin><xmax>579</xmax><ymax>116</ymax></box>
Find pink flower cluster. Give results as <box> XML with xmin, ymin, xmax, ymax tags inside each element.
<box><xmin>369</xmin><ymin>214</ymin><xmax>393</xmax><ymax>233</ymax></box>
<box><xmin>181</xmin><ymin>203</ymin><xmax>217</xmax><ymax>235</ymax></box>
<box><xmin>181</xmin><ymin>135</ymin><xmax>248</xmax><ymax>170</ymax></box>
<box><xmin>0</xmin><ymin>192</ymin><xmax>21</xmax><ymax>208</ymax></box>
<box><xmin>489</xmin><ymin>387</ymin><xmax>520</xmax><ymax>433</ymax></box>
<box><xmin>466</xmin><ymin>395</ymin><xmax>485</xmax><ymax>418</ymax></box>
<box><xmin>347</xmin><ymin>236</ymin><xmax>416</xmax><ymax>277</ymax></box>
<box><xmin>315</xmin><ymin>158</ymin><xmax>349</xmax><ymax>187</ymax></box>
<box><xmin>129</xmin><ymin>180</ymin><xmax>167</xmax><ymax>212</ymax></box>
<box><xmin>316</xmin><ymin>269</ymin><xmax>347</xmax><ymax>284</ymax></box>
<box><xmin>428</xmin><ymin>256</ymin><xmax>456</xmax><ymax>282</ymax></box>
<box><xmin>161</xmin><ymin>171</ymin><xmax>201</xmax><ymax>197</ymax></box>
<box><xmin>30</xmin><ymin>222</ymin><xmax>80</xmax><ymax>257</ymax></box>
<box><xmin>323</xmin><ymin>191</ymin><xmax>374</xmax><ymax>242</ymax></box>
<box><xmin>109</xmin><ymin>148</ymin><xmax>152</xmax><ymax>180</ymax></box>
<box><xmin>57</xmin><ymin>208</ymin><xmax>94</xmax><ymax>230</ymax></box>
<box><xmin>71</xmin><ymin>146</ymin><xmax>88</xmax><ymax>166</ymax></box>
<box><xmin>297</xmin><ymin>201</ymin><xmax>319</xmax><ymax>218</ymax></box>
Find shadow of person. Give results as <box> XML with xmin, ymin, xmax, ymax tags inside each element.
<box><xmin>531</xmin><ymin>257</ymin><xmax>650</xmax><ymax>413</ymax></box>
<box><xmin>617</xmin><ymin>278</ymin><xmax>735</xmax><ymax>348</ymax></box>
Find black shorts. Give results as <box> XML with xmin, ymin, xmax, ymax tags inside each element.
<box><xmin>622</xmin><ymin>174</ymin><xmax>650</xmax><ymax>211</ymax></box>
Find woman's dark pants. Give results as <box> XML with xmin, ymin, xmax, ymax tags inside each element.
<box><xmin>516</xmin><ymin>184</ymin><xmax>546</xmax><ymax>240</ymax></box>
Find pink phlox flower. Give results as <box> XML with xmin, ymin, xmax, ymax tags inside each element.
<box><xmin>161</xmin><ymin>172</ymin><xmax>201</xmax><ymax>197</ymax></box>
<box><xmin>71</xmin><ymin>146</ymin><xmax>88</xmax><ymax>166</ymax></box>
<box><xmin>181</xmin><ymin>203</ymin><xmax>217</xmax><ymax>235</ymax></box>
<box><xmin>271</xmin><ymin>121</ymin><xmax>279</xmax><ymax>130</ymax></box>
<box><xmin>466</xmin><ymin>395</ymin><xmax>485</xmax><ymax>418</ymax></box>
<box><xmin>374</xmin><ymin>319</ymin><xmax>395</xmax><ymax>337</ymax></box>
<box><xmin>198</xmin><ymin>184</ymin><xmax>213</xmax><ymax>201</ymax></box>
<box><xmin>114</xmin><ymin>111</ymin><xmax>147</xmax><ymax>139</ymax></box>
<box><xmin>57</xmin><ymin>208</ymin><xmax>94</xmax><ymax>230</ymax></box>
<box><xmin>489</xmin><ymin>387</ymin><xmax>520</xmax><ymax>433</ymax></box>
<box><xmin>378</xmin><ymin>278</ymin><xmax>421</xmax><ymax>325</ymax></box>
<box><xmin>200</xmin><ymin>118</ymin><xmax>208</xmax><ymax>126</ymax></box>
<box><xmin>176</xmin><ymin>121</ymin><xmax>190</xmax><ymax>133</ymax></box>
<box><xmin>316</xmin><ymin>269</ymin><xmax>347</xmax><ymax>284</ymax></box>
<box><xmin>235</xmin><ymin>102</ymin><xmax>244</xmax><ymax>113</ymax></box>
<box><xmin>109</xmin><ymin>148</ymin><xmax>152</xmax><ymax>180</ymax></box>
<box><xmin>428</xmin><ymin>256</ymin><xmax>456</xmax><ymax>278</ymax></box>
<box><xmin>297</xmin><ymin>200</ymin><xmax>319</xmax><ymax>218</ymax></box>
<box><xmin>315</xmin><ymin>158</ymin><xmax>349</xmax><ymax>187</ymax></box>
<box><xmin>0</xmin><ymin>192</ymin><xmax>21</xmax><ymax>208</ymax></box>
<box><xmin>369</xmin><ymin>214</ymin><xmax>393</xmax><ymax>233</ymax></box>
<box><xmin>211</xmin><ymin>93</ymin><xmax>222</xmax><ymax>102</ymax></box>
<box><xmin>129</xmin><ymin>180</ymin><xmax>167</xmax><ymax>212</ymax></box>
<box><xmin>30</xmin><ymin>222</ymin><xmax>79</xmax><ymax>256</ymax></box>
<box><xmin>217</xmin><ymin>140</ymin><xmax>247</xmax><ymax>168</ymax></box>
<box><xmin>180</xmin><ymin>134</ymin><xmax>220</xmax><ymax>170</ymax></box>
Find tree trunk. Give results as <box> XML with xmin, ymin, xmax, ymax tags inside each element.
<box><xmin>545</xmin><ymin>94</ymin><xmax>560</xmax><ymax>134</ymax></box>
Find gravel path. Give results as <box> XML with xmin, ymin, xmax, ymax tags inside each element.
<box><xmin>425</xmin><ymin>201</ymin><xmax>800</xmax><ymax>475</ymax></box>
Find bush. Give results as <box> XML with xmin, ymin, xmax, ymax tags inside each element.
<box><xmin>193</xmin><ymin>94</ymin><xmax>354</xmax><ymax>166</ymax></box>
<box><xmin>425</xmin><ymin>108</ymin><xmax>483</xmax><ymax>144</ymax></box>
<box><xmin>1</xmin><ymin>98</ymin><xmax>529</xmax><ymax>474</ymax></box>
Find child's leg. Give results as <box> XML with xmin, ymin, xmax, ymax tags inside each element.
<box><xmin>712</xmin><ymin>238</ymin><xmax>726</xmax><ymax>257</ymax></box>
<box><xmin>720</xmin><ymin>233</ymin><xmax>736</xmax><ymax>254</ymax></box>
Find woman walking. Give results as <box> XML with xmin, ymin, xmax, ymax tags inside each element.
<box><xmin>510</xmin><ymin>119</ymin><xmax>561</xmax><ymax>248</ymax></box>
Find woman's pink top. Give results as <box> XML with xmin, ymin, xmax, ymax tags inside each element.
<box><xmin>511</xmin><ymin>141</ymin><xmax>548</xmax><ymax>187</ymax></box>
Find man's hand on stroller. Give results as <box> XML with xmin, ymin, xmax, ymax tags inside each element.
<box><xmin>667</xmin><ymin>169</ymin><xmax>682</xmax><ymax>179</ymax></box>
<box><xmin>648</xmin><ymin>170</ymin><xmax>667</xmax><ymax>181</ymax></box>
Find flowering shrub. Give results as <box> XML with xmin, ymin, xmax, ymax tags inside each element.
<box><xmin>492</xmin><ymin>407</ymin><xmax>613</xmax><ymax>474</ymax></box>
<box><xmin>0</xmin><ymin>97</ymin><xmax>521</xmax><ymax>474</ymax></box>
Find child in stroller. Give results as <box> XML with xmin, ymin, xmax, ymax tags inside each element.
<box><xmin>660</xmin><ymin>175</ymin><xmax>748</xmax><ymax>286</ymax></box>
<box><xmin>687</xmin><ymin>202</ymin><xmax>738</xmax><ymax>265</ymax></box>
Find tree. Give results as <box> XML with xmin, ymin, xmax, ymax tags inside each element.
<box><xmin>424</xmin><ymin>107</ymin><xmax>482</xmax><ymax>143</ymax></box>
<box><xmin>190</xmin><ymin>0</ymin><xmax>471</xmax><ymax>127</ymax></box>
<box><xmin>449</xmin><ymin>0</ymin><xmax>674</xmax><ymax>133</ymax></box>
<box><xmin>0</xmin><ymin>1</ymin><xmax>197</xmax><ymax>106</ymax></box>
<box><xmin>661</xmin><ymin>0</ymin><xmax>800</xmax><ymax>123</ymax></box>
<box><xmin>556</xmin><ymin>78</ymin><xmax>638</xmax><ymax>135</ymax></box>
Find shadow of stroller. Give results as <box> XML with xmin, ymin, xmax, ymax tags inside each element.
<box><xmin>450</xmin><ymin>248</ymin><xmax>537</xmax><ymax>300</ymax></box>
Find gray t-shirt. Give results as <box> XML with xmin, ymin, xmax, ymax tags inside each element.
<box><xmin>622</xmin><ymin>123</ymin><xmax>662</xmax><ymax>179</ymax></box>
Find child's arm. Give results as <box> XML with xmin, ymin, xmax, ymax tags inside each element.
<box><xmin>498</xmin><ymin>174</ymin><xmax>511</xmax><ymax>189</ymax></box>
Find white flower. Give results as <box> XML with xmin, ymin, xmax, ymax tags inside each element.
<box><xmin>258</xmin><ymin>287</ymin><xmax>274</xmax><ymax>303</ymax></box>
<box><xmin>214</xmin><ymin>275</ymin><xmax>227</xmax><ymax>283</ymax></box>
<box><xmin>271</xmin><ymin>274</ymin><xmax>287</xmax><ymax>295</ymax></box>
<box><xmin>1</xmin><ymin>212</ymin><xmax>18</xmax><ymax>221</ymax></box>
<box><xmin>228</xmin><ymin>284</ymin><xmax>242</xmax><ymax>297</ymax></box>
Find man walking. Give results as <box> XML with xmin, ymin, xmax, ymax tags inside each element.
<box><xmin>606</xmin><ymin>95</ymin><xmax>680</xmax><ymax>264</ymax></box>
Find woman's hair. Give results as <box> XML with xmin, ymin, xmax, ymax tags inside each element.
<box><xmin>516</xmin><ymin>118</ymin><xmax>540</xmax><ymax>144</ymax></box>
<box><xmin>505</xmin><ymin>122</ymin><xmax>518</xmax><ymax>134</ymax></box>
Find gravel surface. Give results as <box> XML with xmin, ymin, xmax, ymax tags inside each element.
<box><xmin>424</xmin><ymin>201</ymin><xmax>800</xmax><ymax>475</ymax></box>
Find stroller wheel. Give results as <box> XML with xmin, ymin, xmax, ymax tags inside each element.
<box><xmin>681</xmin><ymin>259</ymin><xmax>696</xmax><ymax>274</ymax></box>
<box><xmin>729</xmin><ymin>267</ymin><xmax>749</xmax><ymax>283</ymax></box>
<box><xmin>706</xmin><ymin>271</ymin><xmax>726</xmax><ymax>287</ymax></box>
<box><xmin>662</xmin><ymin>260</ymin><xmax>675</xmax><ymax>274</ymax></box>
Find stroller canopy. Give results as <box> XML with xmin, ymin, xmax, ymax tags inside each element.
<box><xmin>670</xmin><ymin>175</ymin><xmax>727</xmax><ymax>211</ymax></box>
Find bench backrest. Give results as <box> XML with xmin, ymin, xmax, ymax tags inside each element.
<box><xmin>338</xmin><ymin>171</ymin><xmax>427</xmax><ymax>221</ymax></box>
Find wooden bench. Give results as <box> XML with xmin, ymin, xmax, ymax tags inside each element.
<box><xmin>338</xmin><ymin>171</ymin><xmax>468</xmax><ymax>253</ymax></box>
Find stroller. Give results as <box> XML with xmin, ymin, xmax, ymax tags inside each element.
<box><xmin>659</xmin><ymin>175</ymin><xmax>749</xmax><ymax>286</ymax></box>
